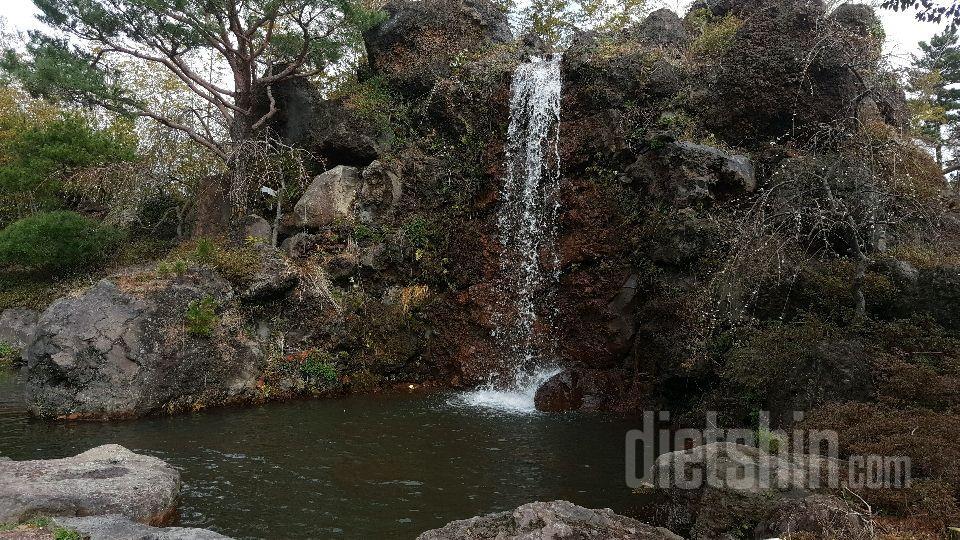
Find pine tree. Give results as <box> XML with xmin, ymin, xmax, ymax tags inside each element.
<box><xmin>0</xmin><ymin>0</ymin><xmax>384</xmax><ymax>163</ymax></box>
<box><xmin>908</xmin><ymin>28</ymin><xmax>960</xmax><ymax>173</ymax></box>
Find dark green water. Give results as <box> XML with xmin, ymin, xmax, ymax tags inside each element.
<box><xmin>0</xmin><ymin>370</ymin><xmax>645</xmax><ymax>539</ymax></box>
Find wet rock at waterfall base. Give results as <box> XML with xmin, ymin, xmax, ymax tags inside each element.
<box><xmin>534</xmin><ymin>367</ymin><xmax>626</xmax><ymax>412</ymax></box>
<box><xmin>0</xmin><ymin>445</ymin><xmax>180</xmax><ymax>525</ymax></box>
<box><xmin>417</xmin><ymin>500</ymin><xmax>683</xmax><ymax>539</ymax></box>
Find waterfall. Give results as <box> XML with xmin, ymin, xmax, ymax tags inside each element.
<box><xmin>454</xmin><ymin>55</ymin><xmax>563</xmax><ymax>413</ymax></box>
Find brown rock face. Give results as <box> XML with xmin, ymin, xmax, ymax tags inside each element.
<box><xmin>534</xmin><ymin>367</ymin><xmax>629</xmax><ymax>412</ymax></box>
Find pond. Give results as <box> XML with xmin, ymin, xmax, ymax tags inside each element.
<box><xmin>0</xmin><ymin>370</ymin><xmax>647</xmax><ymax>539</ymax></box>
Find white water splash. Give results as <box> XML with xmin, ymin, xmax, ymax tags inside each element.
<box><xmin>451</xmin><ymin>368</ymin><xmax>561</xmax><ymax>414</ymax></box>
<box><xmin>455</xmin><ymin>55</ymin><xmax>563</xmax><ymax>413</ymax></box>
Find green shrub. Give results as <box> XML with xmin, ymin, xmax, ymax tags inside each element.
<box><xmin>403</xmin><ymin>216</ymin><xmax>432</xmax><ymax>250</ymax></box>
<box><xmin>0</xmin><ymin>211</ymin><xmax>123</xmax><ymax>272</ymax></box>
<box><xmin>185</xmin><ymin>295</ymin><xmax>218</xmax><ymax>337</ymax></box>
<box><xmin>156</xmin><ymin>258</ymin><xmax>188</xmax><ymax>278</ymax></box>
<box><xmin>755</xmin><ymin>427</ymin><xmax>782</xmax><ymax>453</ymax></box>
<box><xmin>302</xmin><ymin>350</ymin><xmax>340</xmax><ymax>383</ymax></box>
<box><xmin>53</xmin><ymin>527</ymin><xmax>82</xmax><ymax>540</ymax></box>
<box><xmin>689</xmin><ymin>9</ymin><xmax>742</xmax><ymax>60</ymax></box>
<box><xmin>353</xmin><ymin>223</ymin><xmax>383</xmax><ymax>245</ymax></box>
<box><xmin>0</xmin><ymin>93</ymin><xmax>138</xmax><ymax>227</ymax></box>
<box><xmin>192</xmin><ymin>237</ymin><xmax>217</xmax><ymax>264</ymax></box>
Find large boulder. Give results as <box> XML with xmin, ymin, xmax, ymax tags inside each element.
<box><xmin>51</xmin><ymin>515</ymin><xmax>232</xmax><ymax>540</ymax></box>
<box><xmin>239</xmin><ymin>247</ymin><xmax>299</xmax><ymax>302</ymax></box>
<box><xmin>23</xmin><ymin>271</ymin><xmax>261</xmax><ymax>419</ymax></box>
<box><xmin>356</xmin><ymin>160</ymin><xmax>403</xmax><ymax>224</ymax></box>
<box><xmin>0</xmin><ymin>308</ymin><xmax>39</xmax><ymax>358</ymax></box>
<box><xmin>690</xmin><ymin>0</ymin><xmax>889</xmax><ymax>146</ymax></box>
<box><xmin>253</xmin><ymin>75</ymin><xmax>392</xmax><ymax>167</ymax></box>
<box><xmin>238</xmin><ymin>215</ymin><xmax>271</xmax><ymax>245</ymax></box>
<box><xmin>363</xmin><ymin>0</ymin><xmax>513</xmax><ymax>98</ymax></box>
<box><xmin>293</xmin><ymin>166</ymin><xmax>362</xmax><ymax>228</ymax></box>
<box><xmin>417</xmin><ymin>500</ymin><xmax>682</xmax><ymax>539</ymax></box>
<box><xmin>0</xmin><ymin>445</ymin><xmax>180</xmax><ymax>525</ymax></box>
<box><xmin>650</xmin><ymin>443</ymin><xmax>865</xmax><ymax>538</ymax></box>
<box><xmin>626</xmin><ymin>141</ymin><xmax>756</xmax><ymax>207</ymax></box>
<box><xmin>563</xmin><ymin>10</ymin><xmax>687</xmax><ymax>114</ymax></box>
<box><xmin>309</xmin><ymin>98</ymin><xmax>393</xmax><ymax>167</ymax></box>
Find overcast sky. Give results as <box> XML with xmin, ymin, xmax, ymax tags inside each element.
<box><xmin>0</xmin><ymin>0</ymin><xmax>946</xmax><ymax>68</ymax></box>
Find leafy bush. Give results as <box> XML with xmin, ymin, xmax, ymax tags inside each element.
<box><xmin>402</xmin><ymin>216</ymin><xmax>433</xmax><ymax>250</ymax></box>
<box><xmin>688</xmin><ymin>9</ymin><xmax>742</xmax><ymax>60</ymax></box>
<box><xmin>0</xmin><ymin>89</ymin><xmax>138</xmax><ymax>226</ymax></box>
<box><xmin>185</xmin><ymin>295</ymin><xmax>218</xmax><ymax>337</ymax></box>
<box><xmin>156</xmin><ymin>258</ymin><xmax>188</xmax><ymax>278</ymax></box>
<box><xmin>0</xmin><ymin>211</ymin><xmax>123</xmax><ymax>272</ymax></box>
<box><xmin>192</xmin><ymin>237</ymin><xmax>217</xmax><ymax>264</ymax></box>
<box><xmin>53</xmin><ymin>527</ymin><xmax>82</xmax><ymax>540</ymax></box>
<box><xmin>302</xmin><ymin>350</ymin><xmax>340</xmax><ymax>383</ymax></box>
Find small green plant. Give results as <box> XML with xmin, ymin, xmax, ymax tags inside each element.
<box><xmin>402</xmin><ymin>216</ymin><xmax>432</xmax><ymax>250</ymax></box>
<box><xmin>0</xmin><ymin>341</ymin><xmax>18</xmax><ymax>367</ymax></box>
<box><xmin>53</xmin><ymin>527</ymin><xmax>82</xmax><ymax>540</ymax></box>
<box><xmin>156</xmin><ymin>258</ymin><xmax>189</xmax><ymax>278</ymax></box>
<box><xmin>172</xmin><ymin>259</ymin><xmax>189</xmax><ymax>275</ymax></box>
<box><xmin>353</xmin><ymin>223</ymin><xmax>383</xmax><ymax>244</ymax></box>
<box><xmin>302</xmin><ymin>350</ymin><xmax>339</xmax><ymax>383</ymax></box>
<box><xmin>193</xmin><ymin>237</ymin><xmax>217</xmax><ymax>265</ymax></box>
<box><xmin>185</xmin><ymin>295</ymin><xmax>218</xmax><ymax>337</ymax></box>
<box><xmin>26</xmin><ymin>517</ymin><xmax>50</xmax><ymax>528</ymax></box>
<box><xmin>756</xmin><ymin>427</ymin><xmax>783</xmax><ymax>454</ymax></box>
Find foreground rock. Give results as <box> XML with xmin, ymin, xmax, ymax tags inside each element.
<box><xmin>650</xmin><ymin>443</ymin><xmax>865</xmax><ymax>538</ymax></box>
<box><xmin>417</xmin><ymin>500</ymin><xmax>682</xmax><ymax>539</ymax></box>
<box><xmin>52</xmin><ymin>515</ymin><xmax>232</xmax><ymax>540</ymax></box>
<box><xmin>0</xmin><ymin>445</ymin><xmax>180</xmax><ymax>525</ymax></box>
<box><xmin>23</xmin><ymin>271</ymin><xmax>261</xmax><ymax>419</ymax></box>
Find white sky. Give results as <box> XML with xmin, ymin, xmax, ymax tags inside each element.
<box><xmin>0</xmin><ymin>0</ymin><xmax>946</xmax><ymax>68</ymax></box>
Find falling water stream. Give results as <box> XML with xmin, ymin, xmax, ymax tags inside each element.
<box><xmin>457</xmin><ymin>56</ymin><xmax>564</xmax><ymax>413</ymax></box>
